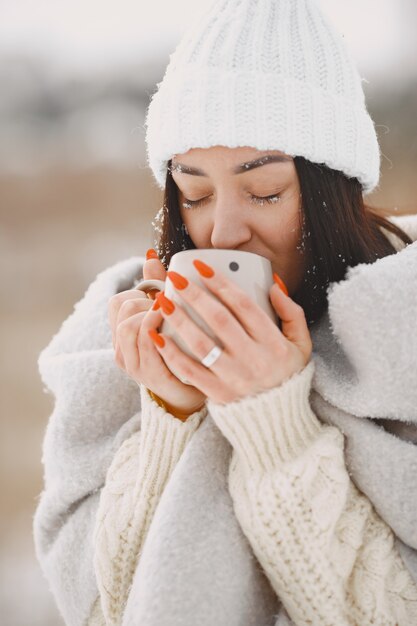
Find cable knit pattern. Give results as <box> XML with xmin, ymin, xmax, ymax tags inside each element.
<box><xmin>207</xmin><ymin>362</ymin><xmax>417</xmax><ymax>625</ymax></box>
<box><xmin>92</xmin><ymin>385</ymin><xmax>207</xmax><ymax>625</ymax></box>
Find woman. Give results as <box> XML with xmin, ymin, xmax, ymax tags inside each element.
<box><xmin>33</xmin><ymin>0</ymin><xmax>417</xmax><ymax>625</ymax></box>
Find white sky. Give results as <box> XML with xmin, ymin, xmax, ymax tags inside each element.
<box><xmin>0</xmin><ymin>0</ymin><xmax>416</xmax><ymax>83</ymax></box>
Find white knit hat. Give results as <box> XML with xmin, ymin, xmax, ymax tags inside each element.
<box><xmin>145</xmin><ymin>0</ymin><xmax>380</xmax><ymax>194</ymax></box>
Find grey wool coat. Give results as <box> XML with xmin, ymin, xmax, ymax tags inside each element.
<box><xmin>33</xmin><ymin>214</ymin><xmax>417</xmax><ymax>625</ymax></box>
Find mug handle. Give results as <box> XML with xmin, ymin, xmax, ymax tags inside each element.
<box><xmin>134</xmin><ymin>278</ymin><xmax>166</xmax><ymax>296</ymax></box>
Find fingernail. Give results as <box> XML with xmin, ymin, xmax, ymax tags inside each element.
<box><xmin>273</xmin><ymin>272</ymin><xmax>288</xmax><ymax>296</ymax></box>
<box><xmin>193</xmin><ymin>259</ymin><xmax>215</xmax><ymax>278</ymax></box>
<box><xmin>148</xmin><ymin>328</ymin><xmax>165</xmax><ymax>348</ymax></box>
<box><xmin>146</xmin><ymin>248</ymin><xmax>159</xmax><ymax>260</ymax></box>
<box><xmin>157</xmin><ymin>291</ymin><xmax>175</xmax><ymax>315</ymax></box>
<box><xmin>152</xmin><ymin>297</ymin><xmax>160</xmax><ymax>310</ymax></box>
<box><xmin>167</xmin><ymin>271</ymin><xmax>189</xmax><ymax>290</ymax></box>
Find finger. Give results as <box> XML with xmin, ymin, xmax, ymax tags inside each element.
<box><xmin>113</xmin><ymin>298</ymin><xmax>152</xmax><ymax>371</ymax></box>
<box><xmin>115</xmin><ymin>303</ymin><xmax>163</xmax><ymax>374</ymax></box>
<box><xmin>139</xmin><ymin>305</ymin><xmax>187</xmax><ymax>382</ymax></box>
<box><xmin>143</xmin><ymin>250</ymin><xmax>167</xmax><ymax>282</ymax></box>
<box><xmin>269</xmin><ymin>284</ymin><xmax>312</xmax><ymax>357</ymax></box>
<box><xmin>147</xmin><ymin>329</ymin><xmax>231</xmax><ymax>403</ymax></box>
<box><xmin>141</xmin><ymin>253</ymin><xmax>167</xmax><ymax>301</ymax></box>
<box><xmin>108</xmin><ymin>289</ymin><xmax>149</xmax><ymax>348</ymax></box>
<box><xmin>155</xmin><ymin>291</ymin><xmax>234</xmax><ymax>374</ymax></box>
<box><xmin>114</xmin><ymin>340</ymin><xmax>126</xmax><ymax>371</ymax></box>
<box><xmin>115</xmin><ymin>311</ymin><xmax>147</xmax><ymax>375</ymax></box>
<box><xmin>116</xmin><ymin>296</ymin><xmax>153</xmax><ymax>327</ymax></box>
<box><xmin>165</xmin><ymin>263</ymin><xmax>280</xmax><ymax>350</ymax></box>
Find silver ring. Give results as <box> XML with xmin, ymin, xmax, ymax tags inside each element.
<box><xmin>200</xmin><ymin>345</ymin><xmax>223</xmax><ymax>368</ymax></box>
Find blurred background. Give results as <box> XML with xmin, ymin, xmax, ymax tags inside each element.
<box><xmin>1</xmin><ymin>0</ymin><xmax>416</xmax><ymax>623</ymax></box>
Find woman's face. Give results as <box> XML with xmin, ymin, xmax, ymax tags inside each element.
<box><xmin>170</xmin><ymin>145</ymin><xmax>305</xmax><ymax>295</ymax></box>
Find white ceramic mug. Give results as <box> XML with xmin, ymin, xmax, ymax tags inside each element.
<box><xmin>135</xmin><ymin>248</ymin><xmax>279</xmax><ymax>381</ymax></box>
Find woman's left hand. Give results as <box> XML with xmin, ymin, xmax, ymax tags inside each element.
<box><xmin>150</xmin><ymin>259</ymin><xmax>313</xmax><ymax>405</ymax></box>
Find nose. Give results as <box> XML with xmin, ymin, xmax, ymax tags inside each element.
<box><xmin>210</xmin><ymin>198</ymin><xmax>252</xmax><ymax>249</ymax></box>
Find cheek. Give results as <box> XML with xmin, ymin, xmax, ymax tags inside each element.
<box><xmin>268</xmin><ymin>228</ymin><xmax>299</xmax><ymax>260</ymax></box>
<box><xmin>265</xmin><ymin>212</ymin><xmax>304</xmax><ymax>275</ymax></box>
<box><xmin>180</xmin><ymin>210</ymin><xmax>209</xmax><ymax>245</ymax></box>
<box><xmin>265</xmin><ymin>203</ymin><xmax>301</xmax><ymax>248</ymax></box>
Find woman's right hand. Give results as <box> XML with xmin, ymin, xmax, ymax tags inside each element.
<box><xmin>108</xmin><ymin>250</ymin><xmax>207</xmax><ymax>417</ymax></box>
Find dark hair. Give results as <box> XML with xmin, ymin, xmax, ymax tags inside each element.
<box><xmin>152</xmin><ymin>156</ymin><xmax>412</xmax><ymax>327</ymax></box>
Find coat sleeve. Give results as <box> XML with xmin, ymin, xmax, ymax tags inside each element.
<box><xmin>33</xmin><ymin>344</ymin><xmax>143</xmax><ymax>626</ymax></box>
<box><xmin>207</xmin><ymin>361</ymin><xmax>417</xmax><ymax>626</ymax></box>
<box><xmin>32</xmin><ymin>259</ymin><xmax>136</xmax><ymax>625</ymax></box>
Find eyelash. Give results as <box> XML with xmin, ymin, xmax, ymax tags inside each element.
<box><xmin>181</xmin><ymin>193</ymin><xmax>281</xmax><ymax>210</ymax></box>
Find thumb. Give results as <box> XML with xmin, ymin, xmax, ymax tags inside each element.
<box><xmin>269</xmin><ymin>283</ymin><xmax>312</xmax><ymax>358</ymax></box>
<box><xmin>143</xmin><ymin>249</ymin><xmax>167</xmax><ymax>281</ymax></box>
<box><xmin>143</xmin><ymin>249</ymin><xmax>167</xmax><ymax>298</ymax></box>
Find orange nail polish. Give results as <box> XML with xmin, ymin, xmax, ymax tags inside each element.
<box><xmin>167</xmin><ymin>271</ymin><xmax>189</xmax><ymax>290</ymax></box>
<box><xmin>148</xmin><ymin>328</ymin><xmax>165</xmax><ymax>348</ymax></box>
<box><xmin>152</xmin><ymin>297</ymin><xmax>160</xmax><ymax>310</ymax></box>
<box><xmin>193</xmin><ymin>259</ymin><xmax>215</xmax><ymax>278</ymax></box>
<box><xmin>147</xmin><ymin>288</ymin><xmax>159</xmax><ymax>300</ymax></box>
<box><xmin>157</xmin><ymin>291</ymin><xmax>175</xmax><ymax>315</ymax></box>
<box><xmin>273</xmin><ymin>272</ymin><xmax>289</xmax><ymax>296</ymax></box>
<box><xmin>146</xmin><ymin>248</ymin><xmax>159</xmax><ymax>260</ymax></box>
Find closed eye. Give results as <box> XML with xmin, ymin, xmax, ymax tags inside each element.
<box><xmin>181</xmin><ymin>193</ymin><xmax>281</xmax><ymax>209</ymax></box>
<box><xmin>249</xmin><ymin>193</ymin><xmax>281</xmax><ymax>206</ymax></box>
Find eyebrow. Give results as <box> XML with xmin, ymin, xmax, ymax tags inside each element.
<box><xmin>170</xmin><ymin>153</ymin><xmax>292</xmax><ymax>176</ymax></box>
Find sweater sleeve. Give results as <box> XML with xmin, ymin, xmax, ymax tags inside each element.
<box><xmin>207</xmin><ymin>361</ymin><xmax>417</xmax><ymax>626</ymax></box>
<box><xmin>92</xmin><ymin>384</ymin><xmax>207</xmax><ymax>626</ymax></box>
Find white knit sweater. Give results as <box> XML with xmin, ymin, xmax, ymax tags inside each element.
<box><xmin>34</xmin><ymin>215</ymin><xmax>417</xmax><ymax>626</ymax></box>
